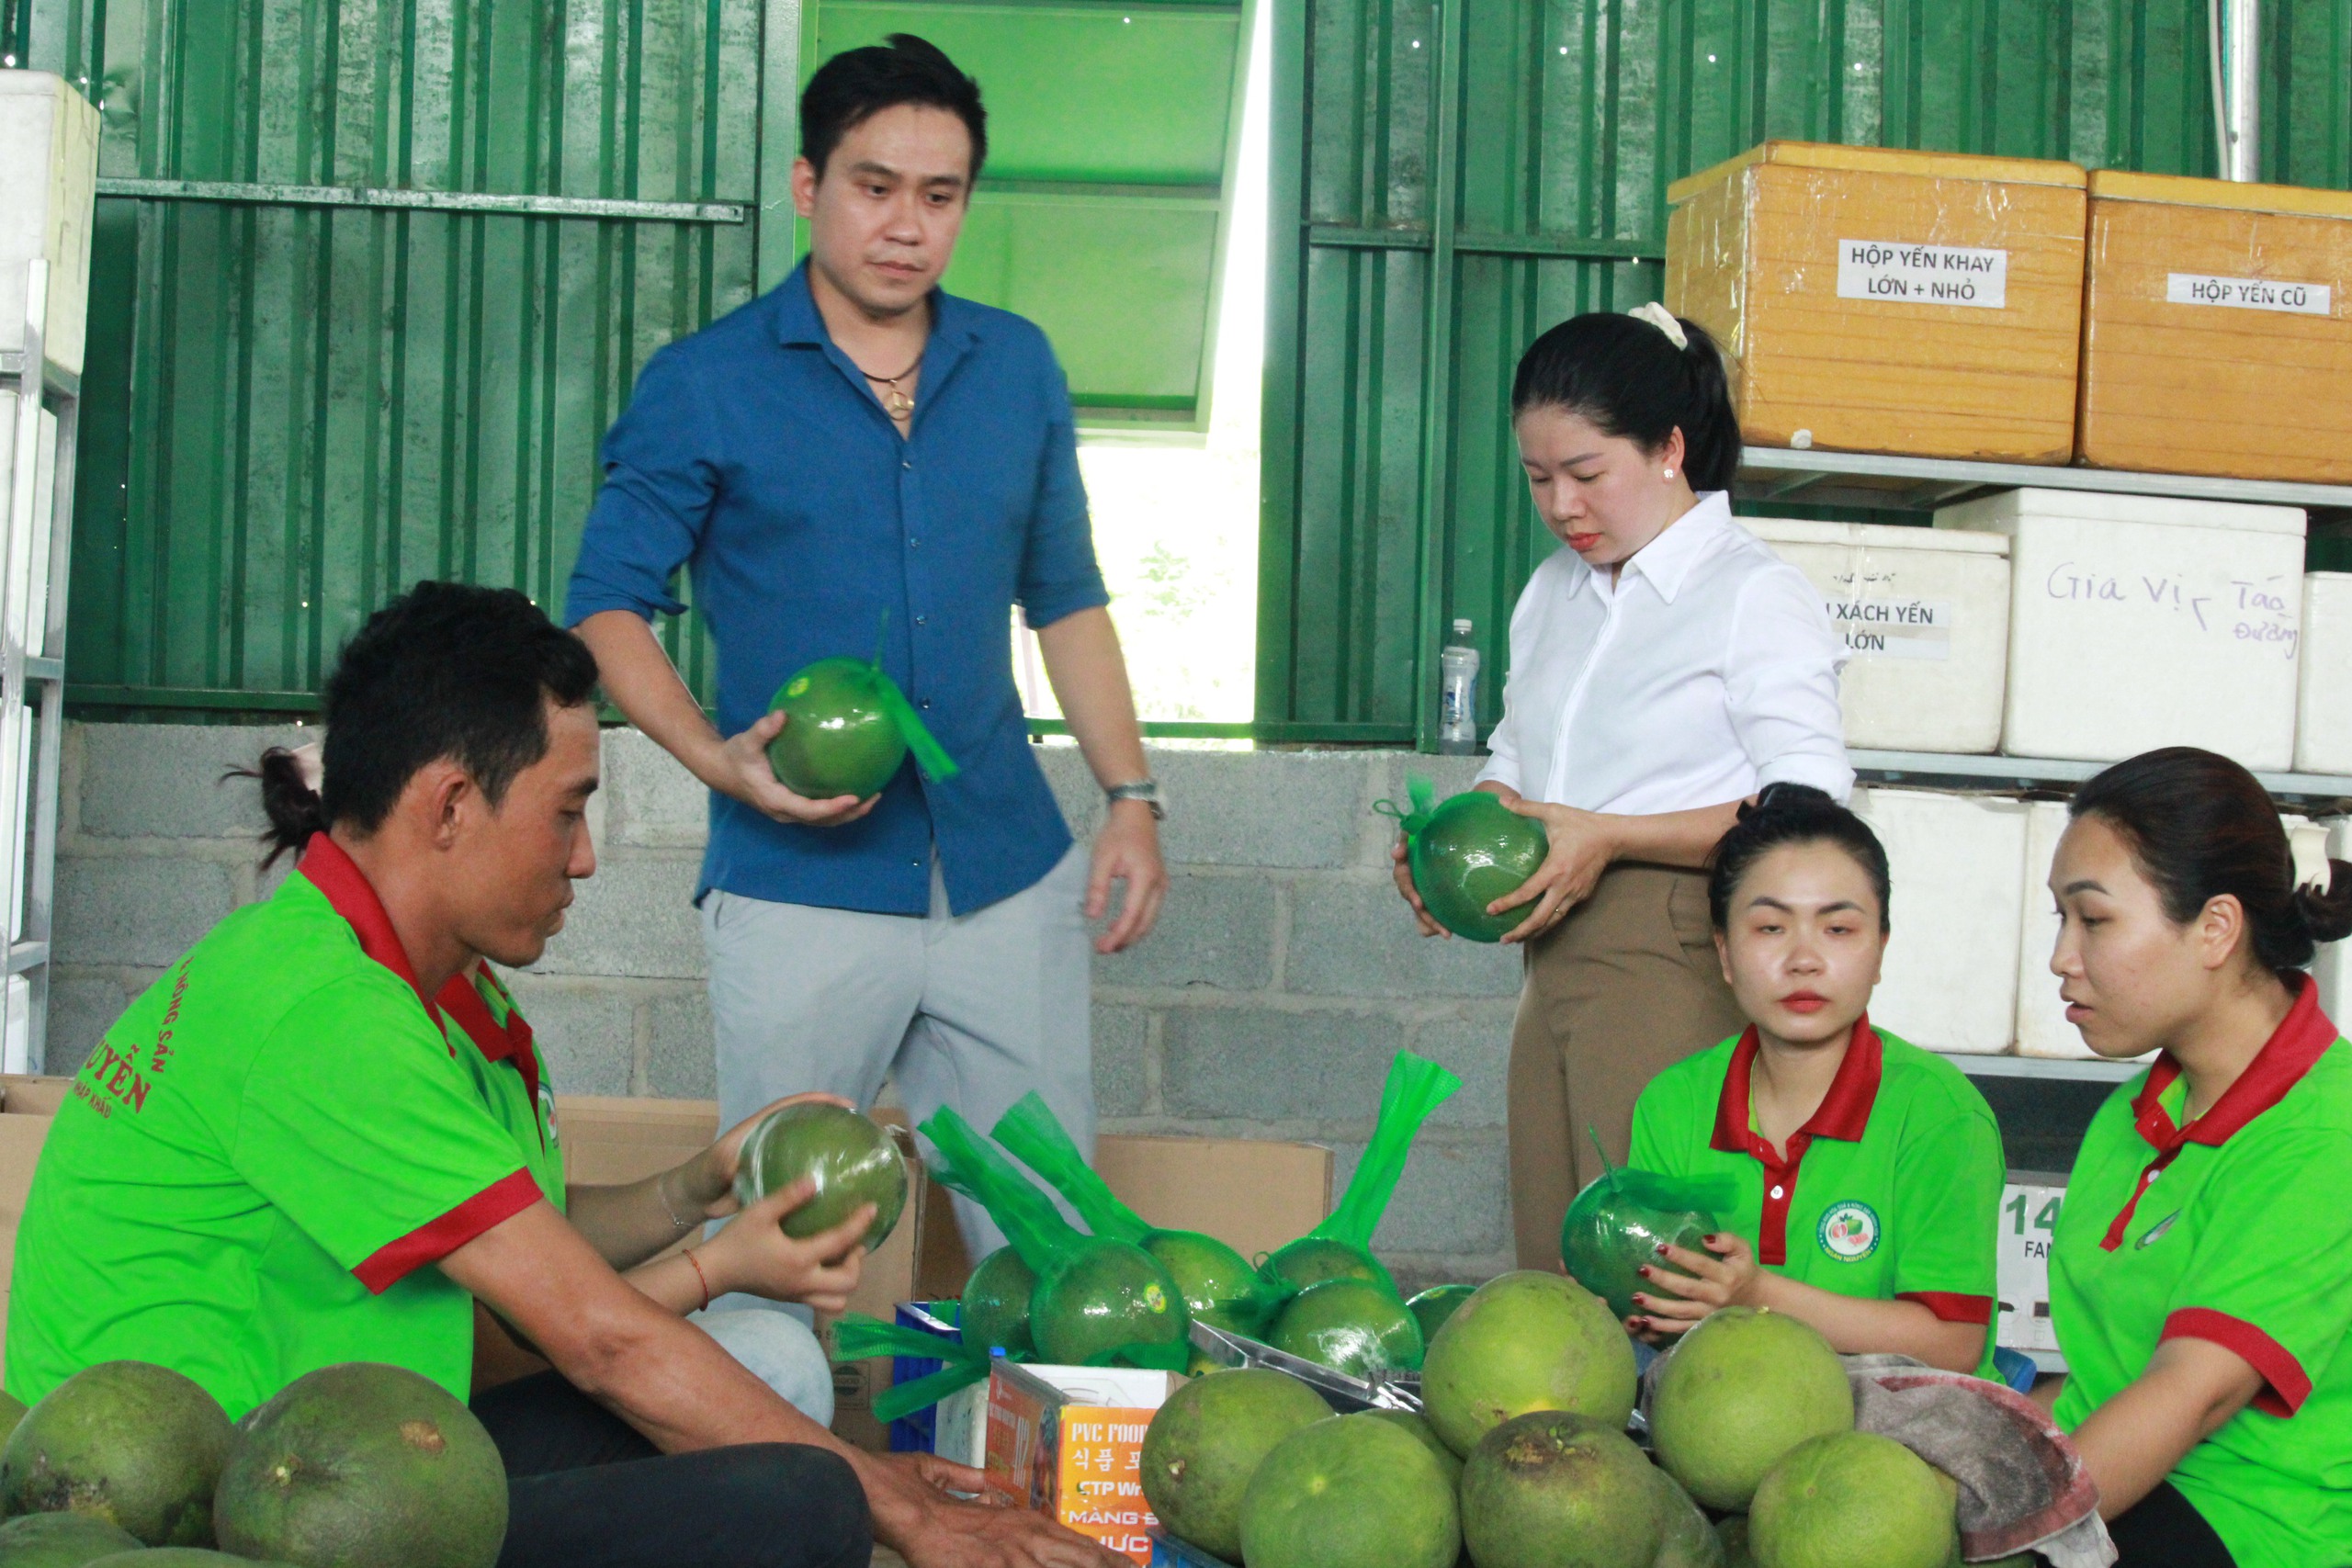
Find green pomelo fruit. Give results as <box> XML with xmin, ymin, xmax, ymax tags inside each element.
<box><xmin>1459</xmin><ymin>1411</ymin><xmax>1660</xmax><ymax>1568</ymax></box>
<box><xmin>0</xmin><ymin>1512</ymin><xmax>143</xmax><ymax>1567</ymax></box>
<box><xmin>213</xmin><ymin>1362</ymin><xmax>508</xmax><ymax>1568</ymax></box>
<box><xmin>1139</xmin><ymin>1369</ymin><xmax>1331</xmax><ymax>1562</ymax></box>
<box><xmin>1147</xmin><ymin>1231</ymin><xmax>1272</xmax><ymax>1337</ymax></box>
<box><xmin>1259</xmin><ymin>1236</ymin><xmax>1397</xmax><ymax>1300</ymax></box>
<box><xmin>1031</xmin><ymin>1241</ymin><xmax>1189</xmax><ymax>1366</ymax></box>
<box><xmin>1715</xmin><ymin>1517</ymin><xmax>1755</xmax><ymax>1568</ymax></box>
<box><xmin>1266</xmin><ymin>1280</ymin><xmax>1424</xmax><ymax>1379</ymax></box>
<box><xmin>734</xmin><ymin>1101</ymin><xmax>908</xmax><ymax>1251</ymax></box>
<box><xmin>0</xmin><ymin>1362</ymin><xmax>233</xmax><ymax>1547</ymax></box>
<box><xmin>765</xmin><ymin>658</ymin><xmax>908</xmax><ymax>800</ymax></box>
<box><xmin>1650</xmin><ymin>1466</ymin><xmax>1726</xmax><ymax>1568</ymax></box>
<box><xmin>1361</xmin><ymin>1410</ymin><xmax>1461</xmax><ymax>1488</ymax></box>
<box><xmin>960</xmin><ymin>1247</ymin><xmax>1038</xmax><ymax>1359</ymax></box>
<box><xmin>1409</xmin><ymin>792</ymin><xmax>1549</xmax><ymax>942</ymax></box>
<box><xmin>1419</xmin><ymin>1270</ymin><xmax>1638</xmax><ymax>1458</ymax></box>
<box><xmin>85</xmin><ymin>1554</ymin><xmax>293</xmax><ymax>1566</ymax></box>
<box><xmin>0</xmin><ymin>1393</ymin><xmax>28</xmax><ymax>1447</ymax></box>
<box><xmin>1238</xmin><ymin>1415</ymin><xmax>1458</xmax><ymax>1568</ymax></box>
<box><xmin>1650</xmin><ymin>1308</ymin><xmax>1854</xmax><ymax>1512</ymax></box>
<box><xmin>1405</xmin><ymin>1284</ymin><xmax>1476</xmax><ymax>1343</ymax></box>
<box><xmin>1560</xmin><ymin>1177</ymin><xmax>1717</xmax><ymax>1325</ymax></box>
<box><xmin>1747</xmin><ymin>1431</ymin><xmax>1952</xmax><ymax>1568</ymax></box>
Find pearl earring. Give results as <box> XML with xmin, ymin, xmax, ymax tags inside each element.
<box><xmin>1663</xmin><ymin>468</ymin><xmax>1676</xmax><ymax>480</ymax></box>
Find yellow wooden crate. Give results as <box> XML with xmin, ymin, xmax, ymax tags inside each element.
<box><xmin>1666</xmin><ymin>141</ymin><xmax>2086</xmax><ymax>464</ymax></box>
<box><xmin>2076</xmin><ymin>171</ymin><xmax>2352</xmax><ymax>483</ymax></box>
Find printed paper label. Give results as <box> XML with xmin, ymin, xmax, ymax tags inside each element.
<box><xmin>2165</xmin><ymin>272</ymin><xmax>2333</xmax><ymax>316</ymax></box>
<box><xmin>1837</xmin><ymin>241</ymin><xmax>2008</xmax><ymax>308</ymax></box>
<box><xmin>1826</xmin><ymin>596</ymin><xmax>1952</xmax><ymax>661</ymax></box>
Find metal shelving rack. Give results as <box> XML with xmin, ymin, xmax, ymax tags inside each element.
<box><xmin>0</xmin><ymin>261</ymin><xmax>78</xmax><ymax>1073</ymax></box>
<box><xmin>1734</xmin><ymin>444</ymin><xmax>2352</xmax><ymax>1083</ymax></box>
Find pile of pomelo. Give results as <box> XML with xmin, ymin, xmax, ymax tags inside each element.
<box><xmin>1143</xmin><ymin>1277</ymin><xmax>1972</xmax><ymax>1568</ymax></box>
<box><xmin>0</xmin><ymin>1359</ymin><xmax>506</xmax><ymax>1568</ymax></box>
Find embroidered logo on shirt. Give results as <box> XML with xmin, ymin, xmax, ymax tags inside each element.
<box><xmin>1817</xmin><ymin>1201</ymin><xmax>1882</xmax><ymax>1261</ymax></box>
<box><xmin>539</xmin><ymin>1082</ymin><xmax>562</xmax><ymax>1150</ymax></box>
<box><xmin>2135</xmin><ymin>1210</ymin><xmax>2181</xmax><ymax>1250</ymax></box>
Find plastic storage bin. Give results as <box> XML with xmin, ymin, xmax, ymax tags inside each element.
<box><xmin>1936</xmin><ymin>488</ymin><xmax>2306</xmax><ymax>768</ymax></box>
<box><xmin>1665</xmin><ymin>141</ymin><xmax>2086</xmax><ymax>463</ymax></box>
<box><xmin>0</xmin><ymin>71</ymin><xmax>99</xmax><ymax>377</ymax></box>
<box><xmin>1850</xmin><ymin>787</ymin><xmax>2027</xmax><ymax>1054</ymax></box>
<box><xmin>1745</xmin><ymin>520</ymin><xmax>2011</xmax><ymax>753</ymax></box>
<box><xmin>2298</xmin><ymin>573</ymin><xmax>2352</xmax><ymax>775</ymax></box>
<box><xmin>2314</xmin><ymin>818</ymin><xmax>2352</xmax><ymax>1028</ymax></box>
<box><xmin>2076</xmin><ymin>171</ymin><xmax>2352</xmax><ymax>484</ymax></box>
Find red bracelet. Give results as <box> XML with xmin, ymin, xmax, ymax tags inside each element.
<box><xmin>684</xmin><ymin>1247</ymin><xmax>712</xmax><ymax>1314</ymax></box>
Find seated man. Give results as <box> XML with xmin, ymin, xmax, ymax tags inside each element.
<box><xmin>6</xmin><ymin>581</ymin><xmax>1114</xmax><ymax>1568</ymax></box>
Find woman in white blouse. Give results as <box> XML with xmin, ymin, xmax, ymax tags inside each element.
<box><xmin>1391</xmin><ymin>305</ymin><xmax>1852</xmax><ymax>1269</ymax></box>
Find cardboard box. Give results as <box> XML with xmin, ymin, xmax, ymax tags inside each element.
<box><xmin>1995</xmin><ymin>1174</ymin><xmax>2066</xmax><ymax>1359</ymax></box>
<box><xmin>2076</xmin><ymin>171</ymin><xmax>2352</xmax><ymax>482</ymax></box>
<box><xmin>0</xmin><ymin>1075</ymin><xmax>70</xmax><ymax>1384</ymax></box>
<box><xmin>985</xmin><ymin>1359</ymin><xmax>1182</xmax><ymax>1565</ymax></box>
<box><xmin>1666</xmin><ymin>141</ymin><xmax>2086</xmax><ymax>463</ymax></box>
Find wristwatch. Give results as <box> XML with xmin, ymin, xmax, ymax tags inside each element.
<box><xmin>1105</xmin><ymin>778</ymin><xmax>1167</xmax><ymax>820</ymax></box>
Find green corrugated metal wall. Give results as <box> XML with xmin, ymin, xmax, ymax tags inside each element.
<box><xmin>1257</xmin><ymin>0</ymin><xmax>2352</xmax><ymax>747</ymax></box>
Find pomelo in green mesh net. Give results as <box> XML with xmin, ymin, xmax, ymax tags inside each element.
<box><xmin>960</xmin><ymin>1246</ymin><xmax>1037</xmax><ymax>1359</ymax></box>
<box><xmin>765</xmin><ymin>623</ymin><xmax>960</xmax><ymax>801</ymax></box>
<box><xmin>1267</xmin><ymin>1278</ymin><xmax>1425</xmax><ymax>1379</ymax></box>
<box><xmin>1406</xmin><ymin>1284</ymin><xmax>1476</xmax><ymax>1343</ymax></box>
<box><xmin>1375</xmin><ymin>777</ymin><xmax>1550</xmax><ymax>942</ymax></box>
<box><xmin>733</xmin><ymin>1101</ymin><xmax>909</xmax><ymax>1251</ymax></box>
<box><xmin>1559</xmin><ymin>1134</ymin><xmax>1735</xmax><ymax>1326</ymax></box>
<box><xmin>1259</xmin><ymin>1052</ymin><xmax>1459</xmax><ymax>1302</ymax></box>
<box><xmin>989</xmin><ymin>1092</ymin><xmax>1275</xmax><ymax>1337</ymax></box>
<box><xmin>920</xmin><ymin>1105</ymin><xmax>1189</xmax><ymax>1371</ymax></box>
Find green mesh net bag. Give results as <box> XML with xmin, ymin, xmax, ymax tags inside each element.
<box><xmin>1375</xmin><ymin>776</ymin><xmax>1550</xmax><ymax>942</ymax></box>
<box><xmin>765</xmin><ymin>617</ymin><xmax>961</xmax><ymax>800</ymax></box>
<box><xmin>1260</xmin><ymin>1051</ymin><xmax>1461</xmax><ymax>1301</ymax></box>
<box><xmin>991</xmin><ymin>1092</ymin><xmax>1275</xmax><ymax>1338</ymax></box>
<box><xmin>921</xmin><ymin>1105</ymin><xmax>1190</xmax><ymax>1371</ymax></box>
<box><xmin>1560</xmin><ymin>1134</ymin><xmax>1738</xmax><ymax>1326</ymax></box>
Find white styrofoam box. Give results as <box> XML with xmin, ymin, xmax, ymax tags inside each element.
<box><xmin>2312</xmin><ymin>818</ymin><xmax>2352</xmax><ymax>1028</ymax></box>
<box><xmin>2296</xmin><ymin>574</ymin><xmax>2352</xmax><ymax>775</ymax></box>
<box><xmin>1746</xmin><ymin>520</ymin><xmax>2012</xmax><ymax>753</ymax></box>
<box><xmin>1995</xmin><ymin>1176</ymin><xmax>2065</xmax><ymax>1355</ymax></box>
<box><xmin>1936</xmin><ymin>488</ymin><xmax>2307</xmax><ymax>768</ymax></box>
<box><xmin>0</xmin><ymin>390</ymin><xmax>59</xmax><ymax>660</ymax></box>
<box><xmin>1850</xmin><ymin>786</ymin><xmax>2028</xmax><ymax>1053</ymax></box>
<box><xmin>2017</xmin><ymin>800</ymin><xmax>2097</xmax><ymax>1059</ymax></box>
<box><xmin>2</xmin><ymin>975</ymin><xmax>28</xmax><ymax>1075</ymax></box>
<box><xmin>0</xmin><ymin>72</ymin><xmax>100</xmax><ymax>376</ymax></box>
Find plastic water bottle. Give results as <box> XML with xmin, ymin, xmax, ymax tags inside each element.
<box><xmin>1438</xmin><ymin>618</ymin><xmax>1480</xmax><ymax>754</ymax></box>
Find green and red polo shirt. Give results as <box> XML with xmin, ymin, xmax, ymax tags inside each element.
<box><xmin>2050</xmin><ymin>977</ymin><xmax>2352</xmax><ymax>1568</ymax></box>
<box><xmin>5</xmin><ymin>837</ymin><xmax>545</xmax><ymax>1416</ymax></box>
<box><xmin>1629</xmin><ymin>1018</ymin><xmax>2006</xmax><ymax>1376</ymax></box>
<box><xmin>438</xmin><ymin>964</ymin><xmax>565</xmax><ymax>1212</ymax></box>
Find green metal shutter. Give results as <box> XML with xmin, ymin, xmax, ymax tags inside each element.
<box><xmin>1259</xmin><ymin>0</ymin><xmax>2352</xmax><ymax>750</ymax></box>
<box><xmin>794</xmin><ymin>0</ymin><xmax>1255</xmax><ymax>432</ymax></box>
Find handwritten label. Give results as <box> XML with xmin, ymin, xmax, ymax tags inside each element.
<box><xmin>2042</xmin><ymin>565</ymin><xmax>2300</xmax><ymax>661</ymax></box>
<box><xmin>1825</xmin><ymin>596</ymin><xmax>1952</xmax><ymax>660</ymax></box>
<box><xmin>1838</xmin><ymin>241</ymin><xmax>2008</xmax><ymax>308</ymax></box>
<box><xmin>2165</xmin><ymin>273</ymin><xmax>2333</xmax><ymax>316</ymax></box>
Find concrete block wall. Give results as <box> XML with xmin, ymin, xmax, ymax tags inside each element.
<box><xmin>46</xmin><ymin>724</ymin><xmax>1522</xmax><ymax>1289</ymax></box>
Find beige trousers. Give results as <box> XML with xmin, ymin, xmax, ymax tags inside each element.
<box><xmin>1508</xmin><ymin>863</ymin><xmax>1746</xmax><ymax>1270</ymax></box>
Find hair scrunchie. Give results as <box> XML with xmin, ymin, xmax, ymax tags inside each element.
<box><xmin>1626</xmin><ymin>300</ymin><xmax>1689</xmax><ymax>350</ymax></box>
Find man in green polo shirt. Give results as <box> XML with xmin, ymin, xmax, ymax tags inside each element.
<box><xmin>1622</xmin><ymin>785</ymin><xmax>2007</xmax><ymax>1379</ymax></box>
<box><xmin>8</xmin><ymin>582</ymin><xmax>1115</xmax><ymax>1568</ymax></box>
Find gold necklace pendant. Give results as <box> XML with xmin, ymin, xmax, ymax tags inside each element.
<box><xmin>884</xmin><ymin>386</ymin><xmax>914</xmax><ymax>420</ymax></box>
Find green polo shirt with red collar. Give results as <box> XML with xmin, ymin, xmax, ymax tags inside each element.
<box><xmin>2050</xmin><ymin>978</ymin><xmax>2352</xmax><ymax>1568</ymax></box>
<box><xmin>438</xmin><ymin>965</ymin><xmax>565</xmax><ymax>1211</ymax></box>
<box><xmin>1629</xmin><ymin>1019</ymin><xmax>2006</xmax><ymax>1376</ymax></box>
<box><xmin>4</xmin><ymin>838</ymin><xmax>544</xmax><ymax>1417</ymax></box>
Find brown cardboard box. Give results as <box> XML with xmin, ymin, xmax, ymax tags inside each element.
<box><xmin>0</xmin><ymin>1076</ymin><xmax>73</xmax><ymax>1384</ymax></box>
<box><xmin>1666</xmin><ymin>141</ymin><xmax>2086</xmax><ymax>463</ymax></box>
<box><xmin>2076</xmin><ymin>170</ymin><xmax>2352</xmax><ymax>482</ymax></box>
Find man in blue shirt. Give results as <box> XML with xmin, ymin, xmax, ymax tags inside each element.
<box><xmin>566</xmin><ymin>36</ymin><xmax>1165</xmax><ymax>1260</ymax></box>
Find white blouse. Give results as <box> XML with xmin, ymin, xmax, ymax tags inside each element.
<box><xmin>1476</xmin><ymin>491</ymin><xmax>1853</xmax><ymax>813</ymax></box>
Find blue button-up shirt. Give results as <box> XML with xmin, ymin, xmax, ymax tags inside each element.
<box><xmin>564</xmin><ymin>263</ymin><xmax>1108</xmax><ymax>916</ymax></box>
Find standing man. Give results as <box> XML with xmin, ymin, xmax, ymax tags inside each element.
<box><xmin>566</xmin><ymin>35</ymin><xmax>1165</xmax><ymax>1252</ymax></box>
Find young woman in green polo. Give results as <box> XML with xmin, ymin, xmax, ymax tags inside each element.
<box><xmin>1624</xmin><ymin>784</ymin><xmax>2007</xmax><ymax>1377</ymax></box>
<box><xmin>2038</xmin><ymin>748</ymin><xmax>2352</xmax><ymax>1568</ymax></box>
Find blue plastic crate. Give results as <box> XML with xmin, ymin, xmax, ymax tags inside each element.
<box><xmin>1148</xmin><ymin>1527</ymin><xmax>1238</xmax><ymax>1567</ymax></box>
<box><xmin>887</xmin><ymin>1300</ymin><xmax>962</xmax><ymax>1454</ymax></box>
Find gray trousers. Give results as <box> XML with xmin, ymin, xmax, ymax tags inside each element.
<box><xmin>701</xmin><ymin>844</ymin><xmax>1095</xmax><ymax>1268</ymax></box>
